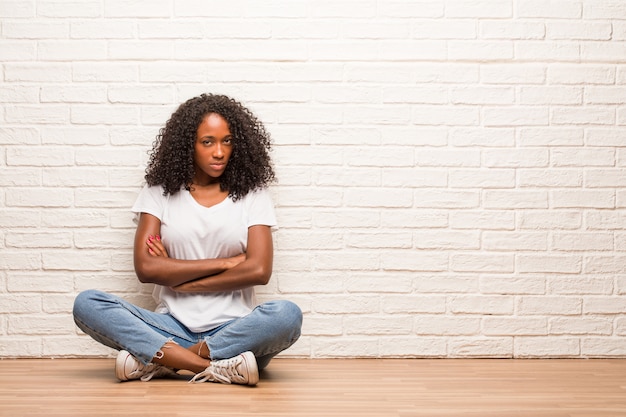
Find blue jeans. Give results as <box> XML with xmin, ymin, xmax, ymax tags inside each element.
<box><xmin>73</xmin><ymin>289</ymin><xmax>302</xmax><ymax>371</ymax></box>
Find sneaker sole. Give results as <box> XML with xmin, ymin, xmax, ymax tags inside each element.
<box><xmin>241</xmin><ymin>351</ymin><xmax>259</xmax><ymax>386</ymax></box>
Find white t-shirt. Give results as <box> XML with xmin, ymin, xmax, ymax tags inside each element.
<box><xmin>131</xmin><ymin>184</ymin><xmax>277</xmax><ymax>332</ymax></box>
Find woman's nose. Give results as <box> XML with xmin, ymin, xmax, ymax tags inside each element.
<box><xmin>213</xmin><ymin>143</ymin><xmax>224</xmax><ymax>158</ymax></box>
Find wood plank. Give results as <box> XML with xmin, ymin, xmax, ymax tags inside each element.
<box><xmin>0</xmin><ymin>359</ymin><xmax>625</xmax><ymax>417</ymax></box>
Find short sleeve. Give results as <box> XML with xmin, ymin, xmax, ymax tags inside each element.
<box><xmin>131</xmin><ymin>184</ymin><xmax>166</xmax><ymax>222</ymax></box>
<box><xmin>245</xmin><ymin>188</ymin><xmax>277</xmax><ymax>230</ymax></box>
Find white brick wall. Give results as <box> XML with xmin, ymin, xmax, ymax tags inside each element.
<box><xmin>1</xmin><ymin>0</ymin><xmax>626</xmax><ymax>359</ymax></box>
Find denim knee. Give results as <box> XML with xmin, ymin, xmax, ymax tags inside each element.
<box><xmin>73</xmin><ymin>289</ymin><xmax>98</xmax><ymax>321</ymax></box>
<box><xmin>267</xmin><ymin>300</ymin><xmax>303</xmax><ymax>336</ymax></box>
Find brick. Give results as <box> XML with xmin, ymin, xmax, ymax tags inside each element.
<box><xmin>450</xmin><ymin>210</ymin><xmax>515</xmax><ymax>230</ymax></box>
<box><xmin>448</xmin><ymin>337</ymin><xmax>513</xmax><ymax>358</ymax></box>
<box><xmin>381</xmin><ymin>251</ymin><xmax>448</xmax><ymax>272</ymax></box>
<box><xmin>5</xmin><ymin>105</ymin><xmax>69</xmax><ymax>124</ymax></box>
<box><xmin>44</xmin><ymin>336</ymin><xmax>116</xmax><ymax>357</ymax></box>
<box><xmin>71</xmin><ymin>20</ymin><xmax>134</xmax><ymax>39</ymax></box>
<box><xmin>345</xmin><ymin>273</ymin><xmax>412</xmax><ymax>293</ymax></box>
<box><xmin>450</xmin><ymin>86</ymin><xmax>514</xmax><ymax>105</ymax></box>
<box><xmin>313</xmin><ymin>296</ymin><xmax>379</xmax><ymax>314</ymax></box>
<box><xmin>314</xmin><ymin>209</ymin><xmax>379</xmax><ymax>228</ymax></box>
<box><xmin>448</xmin><ymin>295</ymin><xmax>514</xmax><ymax>315</ymax></box>
<box><xmin>382</xmin><ymin>295</ymin><xmax>446</xmax><ymax>314</ymax></box>
<box><xmin>314</xmin><ymin>251</ymin><xmax>380</xmax><ymax>271</ymax></box>
<box><xmin>0</xmin><ymin>0</ymin><xmax>35</xmax><ymax>17</ymax></box>
<box><xmin>108</xmin><ymin>85</ymin><xmax>174</xmax><ymax>104</ymax></box>
<box><xmin>515</xmin><ymin>337</ymin><xmax>580</xmax><ymax>358</ymax></box>
<box><xmin>413</xmin><ymin>106</ymin><xmax>480</xmax><ymax>126</ymax></box>
<box><xmin>483</xmin><ymin>190</ymin><xmax>548</xmax><ymax>209</ymax></box>
<box><xmin>6</xmin><ymin>231</ymin><xmax>73</xmax><ymax>249</ymax></box>
<box><xmin>0</xmin><ymin>295</ymin><xmax>42</xmax><ymax>314</ymax></box>
<box><xmin>414</xmin><ymin>190</ymin><xmax>480</xmax><ymax>208</ymax></box>
<box><xmin>383</xmin><ymin>85</ymin><xmax>447</xmax><ymax>104</ymax></box>
<box><xmin>71</xmin><ymin>105</ymin><xmax>139</xmax><ymax>125</ymax></box>
<box><xmin>0</xmin><ymin>209</ymin><xmax>40</xmax><ymax>228</ymax></box>
<box><xmin>548</xmin><ymin>65</ymin><xmax>615</xmax><ymax>84</ymax></box>
<box><xmin>519</xmin><ymin>128</ymin><xmax>584</xmax><ymax>147</ymax></box>
<box><xmin>414</xmin><ymin>230</ymin><xmax>480</xmax><ymax>250</ymax></box>
<box><xmin>381</xmin><ymin>209</ymin><xmax>448</xmax><ymax>229</ymax></box>
<box><xmin>586</xmin><ymin>128</ymin><xmax>626</xmax><ymax>146</ymax></box>
<box><xmin>547</xmin><ymin>22</ymin><xmax>612</xmax><ymax>40</ymax></box>
<box><xmin>481</xmin><ymin>64</ymin><xmax>546</xmax><ymax>84</ymax></box>
<box><xmin>346</xmin><ymin>232</ymin><xmax>412</xmax><ymax>249</ymax></box>
<box><xmin>414</xmin><ymin>275</ymin><xmax>479</xmax><ymax>294</ymax></box>
<box><xmin>42</xmin><ymin>250</ymin><xmax>109</xmax><ymax>271</ymax></box>
<box><xmin>379</xmin><ymin>1</ymin><xmax>443</xmax><ymax>18</ymax></box>
<box><xmin>483</xmin><ymin>149</ymin><xmax>549</xmax><ymax>168</ymax></box>
<box><xmin>517</xmin><ymin>254</ymin><xmax>582</xmax><ymax>273</ymax></box>
<box><xmin>383</xmin><ymin>168</ymin><xmax>447</xmax><ymax>187</ymax></box>
<box><xmin>483</xmin><ymin>107</ymin><xmax>549</xmax><ymax>127</ymax></box>
<box><xmin>7</xmin><ymin>272</ymin><xmax>73</xmax><ymax>293</ymax></box>
<box><xmin>551</xmin><ymin>232</ymin><xmax>613</xmax><ymax>251</ymax></box>
<box><xmin>345</xmin><ymin>315</ymin><xmax>413</xmax><ymax>335</ymax></box>
<box><xmin>413</xmin><ymin>20</ymin><xmax>476</xmax><ymax>39</ymax></box>
<box><xmin>483</xmin><ymin>317</ymin><xmax>548</xmax><ymax>336</ymax></box>
<box><xmin>548</xmin><ymin>276</ymin><xmax>613</xmax><ymax>295</ymax></box>
<box><xmin>449</xmin><ymin>169</ymin><xmax>515</xmax><ymax>188</ymax></box>
<box><xmin>517</xmin><ymin>296</ymin><xmax>582</xmax><ymax>315</ymax></box>
<box><xmin>480</xmin><ymin>21</ymin><xmax>545</xmax><ymax>40</ymax></box>
<box><xmin>518</xmin><ymin>169</ymin><xmax>582</xmax><ymax>188</ymax></box>
<box><xmin>313</xmin><ymin>337</ymin><xmax>379</xmax><ymax>357</ymax></box>
<box><xmin>450</xmin><ymin>253</ymin><xmax>515</xmax><ymax>273</ymax></box>
<box><xmin>480</xmin><ymin>275</ymin><xmax>546</xmax><ymax>295</ymax></box>
<box><xmin>6</xmin><ymin>188</ymin><xmax>73</xmax><ymax>208</ymax></box>
<box><xmin>550</xmin><ymin>317</ymin><xmax>612</xmax><ymax>335</ymax></box>
<box><xmin>345</xmin><ymin>188</ymin><xmax>413</xmax><ymax>208</ymax></box>
<box><xmin>449</xmin><ymin>41</ymin><xmax>514</xmax><ymax>61</ymax></box>
<box><xmin>582</xmin><ymin>338</ymin><xmax>626</xmax><ymax>357</ymax></box>
<box><xmin>551</xmin><ymin>148</ymin><xmax>615</xmax><ymax>167</ymax></box>
<box><xmin>551</xmin><ymin>190</ymin><xmax>614</xmax><ymax>209</ymax></box>
<box><xmin>517</xmin><ymin>1</ymin><xmax>582</xmax><ymax>18</ymax></box>
<box><xmin>414</xmin><ymin>316</ymin><xmax>480</xmax><ymax>335</ymax></box>
<box><xmin>416</xmin><ymin>149</ymin><xmax>480</xmax><ymax>167</ymax></box>
<box><xmin>482</xmin><ymin>232</ymin><xmax>548</xmax><ymax>251</ymax></box>
<box><xmin>301</xmin><ymin>315</ymin><xmax>343</xmax><ymax>336</ymax></box>
<box><xmin>379</xmin><ymin>337</ymin><xmax>447</xmax><ymax>357</ymax></box>
<box><xmin>0</xmin><ymin>168</ymin><xmax>41</xmax><ymax>187</ymax></box>
<box><xmin>41</xmin><ymin>209</ymin><xmax>108</xmax><ymax>228</ymax></box>
<box><xmin>519</xmin><ymin>86</ymin><xmax>582</xmax><ymax>105</ymax></box>
<box><xmin>584</xmin><ymin>256</ymin><xmax>626</xmax><ymax>274</ymax></box>
<box><xmin>73</xmin><ymin>63</ymin><xmax>137</xmax><ymax>82</ymax></box>
<box><xmin>346</xmin><ymin>148</ymin><xmax>414</xmax><ymax>167</ymax></box>
<box><xmin>450</xmin><ymin>128</ymin><xmax>515</xmax><ymax>147</ymax></box>
<box><xmin>8</xmin><ymin>314</ymin><xmax>75</xmax><ymax>335</ymax></box>
<box><xmin>0</xmin><ymin>338</ymin><xmax>42</xmax><ymax>357</ymax></box>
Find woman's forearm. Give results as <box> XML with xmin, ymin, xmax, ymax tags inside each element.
<box><xmin>134</xmin><ymin>254</ymin><xmax>241</xmax><ymax>287</ymax></box>
<box><xmin>171</xmin><ymin>258</ymin><xmax>271</xmax><ymax>293</ymax></box>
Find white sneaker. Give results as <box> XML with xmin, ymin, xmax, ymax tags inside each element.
<box><xmin>189</xmin><ymin>351</ymin><xmax>258</xmax><ymax>386</ymax></box>
<box><xmin>115</xmin><ymin>350</ymin><xmax>177</xmax><ymax>382</ymax></box>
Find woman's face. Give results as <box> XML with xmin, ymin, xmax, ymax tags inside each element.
<box><xmin>192</xmin><ymin>113</ymin><xmax>233</xmax><ymax>184</ymax></box>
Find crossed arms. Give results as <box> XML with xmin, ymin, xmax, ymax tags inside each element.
<box><xmin>133</xmin><ymin>212</ymin><xmax>273</xmax><ymax>293</ymax></box>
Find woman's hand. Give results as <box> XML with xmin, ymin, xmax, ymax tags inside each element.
<box><xmin>146</xmin><ymin>235</ymin><xmax>168</xmax><ymax>258</ymax></box>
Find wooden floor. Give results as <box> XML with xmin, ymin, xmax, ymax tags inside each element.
<box><xmin>1</xmin><ymin>358</ymin><xmax>625</xmax><ymax>417</ymax></box>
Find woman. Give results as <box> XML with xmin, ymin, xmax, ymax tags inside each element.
<box><xmin>73</xmin><ymin>94</ymin><xmax>302</xmax><ymax>386</ymax></box>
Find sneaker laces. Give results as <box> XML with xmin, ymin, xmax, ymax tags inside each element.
<box><xmin>130</xmin><ymin>363</ymin><xmax>176</xmax><ymax>382</ymax></box>
<box><xmin>189</xmin><ymin>356</ymin><xmax>244</xmax><ymax>384</ymax></box>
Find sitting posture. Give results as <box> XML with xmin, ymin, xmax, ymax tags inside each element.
<box><xmin>73</xmin><ymin>94</ymin><xmax>303</xmax><ymax>385</ymax></box>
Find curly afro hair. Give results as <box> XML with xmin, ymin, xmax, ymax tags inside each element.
<box><xmin>144</xmin><ymin>94</ymin><xmax>275</xmax><ymax>201</ymax></box>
